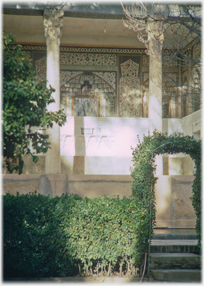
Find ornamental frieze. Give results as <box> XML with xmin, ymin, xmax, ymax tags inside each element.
<box><xmin>60</xmin><ymin>52</ymin><xmax>116</xmax><ymax>66</ymax></box>
<box><xmin>21</xmin><ymin>45</ymin><xmax>146</xmax><ymax>55</ymax></box>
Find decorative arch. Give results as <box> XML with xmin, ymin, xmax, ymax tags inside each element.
<box><xmin>131</xmin><ymin>131</ymin><xmax>201</xmax><ymax>252</ymax></box>
<box><xmin>60</xmin><ymin>71</ymin><xmax>116</xmax><ymax>117</ymax></box>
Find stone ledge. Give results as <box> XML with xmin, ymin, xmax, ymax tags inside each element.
<box><xmin>4</xmin><ymin>276</ymin><xmax>155</xmax><ymax>283</ymax></box>
<box><xmin>151</xmin><ymin>269</ymin><xmax>201</xmax><ymax>282</ymax></box>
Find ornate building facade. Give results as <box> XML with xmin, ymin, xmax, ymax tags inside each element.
<box><xmin>3</xmin><ymin>3</ymin><xmax>202</xmax><ymax>229</ymax></box>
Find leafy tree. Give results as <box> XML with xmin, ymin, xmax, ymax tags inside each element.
<box><xmin>3</xmin><ymin>33</ymin><xmax>66</xmax><ymax>174</ymax></box>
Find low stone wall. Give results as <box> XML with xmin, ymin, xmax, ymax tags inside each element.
<box><xmin>3</xmin><ymin>174</ymin><xmax>196</xmax><ymax>229</ymax></box>
<box><xmin>2</xmin><ymin>174</ymin><xmax>132</xmax><ymax>198</ymax></box>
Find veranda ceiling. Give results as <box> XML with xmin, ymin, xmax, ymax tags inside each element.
<box><xmin>3</xmin><ymin>2</ymin><xmax>201</xmax><ymax>50</ymax></box>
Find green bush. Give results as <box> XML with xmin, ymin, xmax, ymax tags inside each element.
<box><xmin>3</xmin><ymin>192</ymin><xmax>147</xmax><ymax>278</ymax></box>
<box><xmin>62</xmin><ymin>195</ymin><xmax>146</xmax><ymax>275</ymax></box>
<box><xmin>3</xmin><ymin>192</ymin><xmax>78</xmax><ymax>278</ymax></box>
<box><xmin>131</xmin><ymin>131</ymin><xmax>201</xmax><ymax>253</ymax></box>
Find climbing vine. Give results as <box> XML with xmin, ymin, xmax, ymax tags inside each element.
<box><xmin>131</xmin><ymin>131</ymin><xmax>201</xmax><ymax>252</ymax></box>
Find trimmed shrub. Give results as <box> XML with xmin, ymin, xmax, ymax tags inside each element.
<box><xmin>3</xmin><ymin>192</ymin><xmax>147</xmax><ymax>278</ymax></box>
<box><xmin>62</xmin><ymin>195</ymin><xmax>146</xmax><ymax>276</ymax></box>
<box><xmin>3</xmin><ymin>192</ymin><xmax>78</xmax><ymax>278</ymax></box>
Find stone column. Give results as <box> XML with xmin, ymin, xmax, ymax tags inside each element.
<box><xmin>146</xmin><ymin>15</ymin><xmax>164</xmax><ymax>176</ymax></box>
<box><xmin>146</xmin><ymin>15</ymin><xmax>164</xmax><ymax>134</ymax></box>
<box><xmin>43</xmin><ymin>9</ymin><xmax>64</xmax><ymax>174</ymax></box>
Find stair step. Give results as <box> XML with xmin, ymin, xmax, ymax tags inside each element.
<box><xmin>150</xmin><ymin>253</ymin><xmax>201</xmax><ymax>269</ymax></box>
<box><xmin>151</xmin><ymin>269</ymin><xmax>201</xmax><ymax>282</ymax></box>
<box><xmin>151</xmin><ymin>244</ymin><xmax>199</xmax><ymax>253</ymax></box>
<box><xmin>151</xmin><ymin>239</ymin><xmax>198</xmax><ymax>245</ymax></box>
<box><xmin>151</xmin><ymin>239</ymin><xmax>199</xmax><ymax>253</ymax></box>
<box><xmin>149</xmin><ymin>233</ymin><xmax>201</xmax><ymax>282</ymax></box>
<box><xmin>153</xmin><ymin>233</ymin><xmax>197</xmax><ymax>240</ymax></box>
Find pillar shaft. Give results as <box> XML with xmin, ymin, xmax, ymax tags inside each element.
<box><xmin>43</xmin><ymin>9</ymin><xmax>64</xmax><ymax>174</ymax></box>
<box><xmin>146</xmin><ymin>16</ymin><xmax>164</xmax><ymax>176</ymax></box>
<box><xmin>146</xmin><ymin>16</ymin><xmax>164</xmax><ymax>134</ymax></box>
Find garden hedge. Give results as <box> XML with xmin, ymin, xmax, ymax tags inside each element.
<box><xmin>3</xmin><ymin>192</ymin><xmax>147</xmax><ymax>279</ymax></box>
<box><xmin>131</xmin><ymin>131</ymin><xmax>201</xmax><ymax>253</ymax></box>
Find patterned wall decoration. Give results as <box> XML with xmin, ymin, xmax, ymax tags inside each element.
<box><xmin>60</xmin><ymin>71</ymin><xmax>83</xmax><ymax>87</ymax></box>
<box><xmin>142</xmin><ymin>71</ymin><xmax>180</xmax><ymax>118</ymax></box>
<box><xmin>60</xmin><ymin>71</ymin><xmax>116</xmax><ymax>117</ymax></box>
<box><xmin>24</xmin><ymin>51</ymin><xmax>31</xmax><ymax>60</ymax></box>
<box><xmin>162</xmin><ymin>73</ymin><xmax>179</xmax><ymax>118</ymax></box>
<box><xmin>35</xmin><ymin>55</ymin><xmax>117</xmax><ymax>86</ymax></box>
<box><xmin>94</xmin><ymin>72</ymin><xmax>116</xmax><ymax>90</ymax></box>
<box><xmin>162</xmin><ymin>54</ymin><xmax>178</xmax><ymax>67</ymax></box>
<box><xmin>142</xmin><ymin>72</ymin><xmax>149</xmax><ymax>118</ymax></box>
<box><xmin>191</xmin><ymin>64</ymin><xmax>201</xmax><ymax>111</ymax></box>
<box><xmin>143</xmin><ymin>52</ymin><xmax>179</xmax><ymax>68</ymax></box>
<box><xmin>143</xmin><ymin>55</ymin><xmax>149</xmax><ymax>67</ymax></box>
<box><xmin>34</xmin><ymin>53</ymin><xmax>116</xmax><ymax>117</ymax></box>
<box><xmin>162</xmin><ymin>97</ymin><xmax>170</xmax><ymax>118</ymax></box>
<box><xmin>28</xmin><ymin>45</ymin><xmax>197</xmax><ymax>120</ymax></box>
<box><xmin>143</xmin><ymin>53</ymin><xmax>178</xmax><ymax>68</ymax></box>
<box><xmin>60</xmin><ymin>52</ymin><xmax>116</xmax><ymax>66</ymax></box>
<box><xmin>119</xmin><ymin>58</ymin><xmax>142</xmax><ymax>117</ymax></box>
<box><xmin>22</xmin><ymin>45</ymin><xmax>146</xmax><ymax>55</ymax></box>
<box><xmin>163</xmin><ymin>73</ymin><xmax>178</xmax><ymax>96</ymax></box>
<box><xmin>182</xmin><ymin>65</ymin><xmax>201</xmax><ymax>116</ymax></box>
<box><xmin>34</xmin><ymin>52</ymin><xmax>180</xmax><ymax>119</ymax></box>
<box><xmin>180</xmin><ymin>70</ymin><xmax>190</xmax><ymax>116</ymax></box>
<box><xmin>35</xmin><ymin>56</ymin><xmax>46</xmax><ymax>82</ymax></box>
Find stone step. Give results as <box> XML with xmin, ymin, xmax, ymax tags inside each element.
<box><xmin>151</xmin><ymin>239</ymin><xmax>199</xmax><ymax>253</ymax></box>
<box><xmin>150</xmin><ymin>252</ymin><xmax>201</xmax><ymax>269</ymax></box>
<box><xmin>151</xmin><ymin>244</ymin><xmax>199</xmax><ymax>253</ymax></box>
<box><xmin>153</xmin><ymin>233</ymin><xmax>197</xmax><ymax>240</ymax></box>
<box><xmin>151</xmin><ymin>269</ymin><xmax>201</xmax><ymax>282</ymax></box>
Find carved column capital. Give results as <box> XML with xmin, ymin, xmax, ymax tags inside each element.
<box><xmin>43</xmin><ymin>9</ymin><xmax>64</xmax><ymax>40</ymax></box>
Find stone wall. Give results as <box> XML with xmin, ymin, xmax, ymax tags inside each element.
<box><xmin>3</xmin><ymin>174</ymin><xmax>196</xmax><ymax>229</ymax></box>
<box><xmin>3</xmin><ymin>174</ymin><xmax>132</xmax><ymax>198</ymax></box>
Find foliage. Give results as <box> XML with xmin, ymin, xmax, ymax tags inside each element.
<box><xmin>3</xmin><ymin>192</ymin><xmax>78</xmax><ymax>278</ymax></box>
<box><xmin>3</xmin><ymin>192</ymin><xmax>147</xmax><ymax>279</ymax></box>
<box><xmin>3</xmin><ymin>33</ymin><xmax>66</xmax><ymax>174</ymax></box>
<box><xmin>62</xmin><ymin>195</ymin><xmax>145</xmax><ymax>276</ymax></box>
<box><xmin>131</xmin><ymin>131</ymin><xmax>201</xmax><ymax>252</ymax></box>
